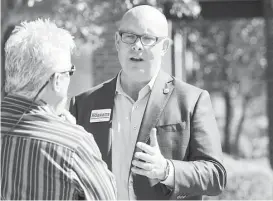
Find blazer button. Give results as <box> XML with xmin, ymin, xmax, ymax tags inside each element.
<box><xmin>177</xmin><ymin>195</ymin><xmax>187</xmax><ymax>199</ymax></box>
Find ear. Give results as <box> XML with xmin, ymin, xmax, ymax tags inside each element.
<box><xmin>52</xmin><ymin>73</ymin><xmax>61</xmax><ymax>93</ymax></box>
<box><xmin>115</xmin><ymin>32</ymin><xmax>121</xmax><ymax>51</ymax></box>
<box><xmin>161</xmin><ymin>38</ymin><xmax>171</xmax><ymax>56</ymax></box>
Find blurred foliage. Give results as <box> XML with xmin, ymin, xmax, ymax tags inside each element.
<box><xmin>180</xmin><ymin>18</ymin><xmax>266</xmax><ymax>156</ymax></box>
<box><xmin>185</xmin><ymin>19</ymin><xmax>266</xmax><ymax>98</ymax></box>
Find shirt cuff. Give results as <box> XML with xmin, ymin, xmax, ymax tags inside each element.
<box><xmin>160</xmin><ymin>159</ymin><xmax>174</xmax><ymax>188</ymax></box>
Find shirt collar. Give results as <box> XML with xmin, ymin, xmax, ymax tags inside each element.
<box><xmin>2</xmin><ymin>94</ymin><xmax>53</xmax><ymax>115</ymax></box>
<box><xmin>115</xmin><ymin>70</ymin><xmax>124</xmax><ymax>95</ymax></box>
<box><xmin>115</xmin><ymin>68</ymin><xmax>160</xmax><ymax>96</ymax></box>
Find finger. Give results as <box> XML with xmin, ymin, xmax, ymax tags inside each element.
<box><xmin>136</xmin><ymin>142</ymin><xmax>156</xmax><ymax>155</ymax></box>
<box><xmin>131</xmin><ymin>167</ymin><xmax>156</xmax><ymax>179</ymax></box>
<box><xmin>134</xmin><ymin>152</ymin><xmax>154</xmax><ymax>163</ymax></box>
<box><xmin>149</xmin><ymin>128</ymin><xmax>158</xmax><ymax>147</ymax></box>
<box><xmin>132</xmin><ymin>160</ymin><xmax>153</xmax><ymax>171</ymax></box>
<box><xmin>131</xmin><ymin>167</ymin><xmax>149</xmax><ymax>177</ymax></box>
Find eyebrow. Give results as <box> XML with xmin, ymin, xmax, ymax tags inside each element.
<box><xmin>119</xmin><ymin>30</ymin><xmax>161</xmax><ymax>37</ymax></box>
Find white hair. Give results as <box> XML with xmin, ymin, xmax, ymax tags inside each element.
<box><xmin>4</xmin><ymin>18</ymin><xmax>75</xmax><ymax>98</ymax></box>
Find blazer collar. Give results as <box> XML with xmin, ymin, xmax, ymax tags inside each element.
<box><xmin>137</xmin><ymin>69</ymin><xmax>174</xmax><ymax>144</ymax></box>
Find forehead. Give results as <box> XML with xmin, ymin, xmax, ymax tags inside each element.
<box><xmin>119</xmin><ymin>9</ymin><xmax>168</xmax><ymax>37</ymax></box>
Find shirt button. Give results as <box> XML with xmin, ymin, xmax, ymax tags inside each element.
<box><xmin>133</xmin><ymin>126</ymin><xmax>137</xmax><ymax>130</ymax></box>
<box><xmin>135</xmin><ymin>106</ymin><xmax>138</xmax><ymax>109</ymax></box>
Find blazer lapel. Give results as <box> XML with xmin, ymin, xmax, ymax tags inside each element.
<box><xmin>92</xmin><ymin>76</ymin><xmax>117</xmax><ymax>170</ymax></box>
<box><xmin>137</xmin><ymin>70</ymin><xmax>174</xmax><ymax>146</ymax></box>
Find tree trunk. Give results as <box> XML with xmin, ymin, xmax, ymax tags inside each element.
<box><xmin>233</xmin><ymin>96</ymin><xmax>250</xmax><ymax>156</ymax></box>
<box><xmin>264</xmin><ymin>0</ymin><xmax>273</xmax><ymax>169</ymax></box>
<box><xmin>221</xmin><ymin>23</ymin><xmax>233</xmax><ymax>154</ymax></box>
<box><xmin>223</xmin><ymin>90</ymin><xmax>233</xmax><ymax>154</ymax></box>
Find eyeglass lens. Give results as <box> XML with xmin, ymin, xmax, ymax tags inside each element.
<box><xmin>120</xmin><ymin>32</ymin><xmax>157</xmax><ymax>46</ymax></box>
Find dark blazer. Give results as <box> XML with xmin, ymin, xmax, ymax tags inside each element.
<box><xmin>70</xmin><ymin>70</ymin><xmax>227</xmax><ymax>200</ymax></box>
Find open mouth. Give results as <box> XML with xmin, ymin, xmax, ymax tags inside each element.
<box><xmin>130</xmin><ymin>57</ymin><xmax>144</xmax><ymax>62</ymax></box>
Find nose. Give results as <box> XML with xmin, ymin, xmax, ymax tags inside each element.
<box><xmin>131</xmin><ymin>38</ymin><xmax>143</xmax><ymax>51</ymax></box>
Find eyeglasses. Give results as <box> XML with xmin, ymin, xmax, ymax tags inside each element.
<box><xmin>59</xmin><ymin>64</ymin><xmax>76</xmax><ymax>76</ymax></box>
<box><xmin>118</xmin><ymin>31</ymin><xmax>166</xmax><ymax>46</ymax></box>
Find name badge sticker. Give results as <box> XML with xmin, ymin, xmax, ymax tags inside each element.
<box><xmin>90</xmin><ymin>109</ymin><xmax>111</xmax><ymax>123</ymax></box>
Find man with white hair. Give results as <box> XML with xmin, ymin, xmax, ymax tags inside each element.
<box><xmin>70</xmin><ymin>5</ymin><xmax>226</xmax><ymax>200</ymax></box>
<box><xmin>1</xmin><ymin>19</ymin><xmax>117</xmax><ymax>200</ymax></box>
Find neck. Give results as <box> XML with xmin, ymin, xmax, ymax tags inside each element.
<box><xmin>38</xmin><ymin>94</ymin><xmax>67</xmax><ymax>115</ymax></box>
<box><xmin>120</xmin><ymin>72</ymin><xmax>150</xmax><ymax>101</ymax></box>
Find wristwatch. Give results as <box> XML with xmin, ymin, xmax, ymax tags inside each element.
<box><xmin>161</xmin><ymin>159</ymin><xmax>170</xmax><ymax>181</ymax></box>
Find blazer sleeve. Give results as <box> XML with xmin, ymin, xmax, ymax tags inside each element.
<box><xmin>170</xmin><ymin>90</ymin><xmax>227</xmax><ymax>199</ymax></box>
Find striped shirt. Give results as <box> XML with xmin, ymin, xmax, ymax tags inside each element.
<box><xmin>1</xmin><ymin>94</ymin><xmax>117</xmax><ymax>200</ymax></box>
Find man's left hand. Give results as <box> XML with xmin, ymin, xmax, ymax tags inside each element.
<box><xmin>131</xmin><ymin>128</ymin><xmax>167</xmax><ymax>181</ymax></box>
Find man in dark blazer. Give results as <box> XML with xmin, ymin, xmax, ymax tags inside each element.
<box><xmin>70</xmin><ymin>5</ymin><xmax>226</xmax><ymax>200</ymax></box>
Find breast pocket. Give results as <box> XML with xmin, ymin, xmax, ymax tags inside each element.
<box><xmin>155</xmin><ymin>122</ymin><xmax>189</xmax><ymax>159</ymax></box>
<box><xmin>157</xmin><ymin>122</ymin><xmax>186</xmax><ymax>132</ymax></box>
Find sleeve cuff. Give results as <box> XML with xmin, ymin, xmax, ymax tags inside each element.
<box><xmin>160</xmin><ymin>159</ymin><xmax>175</xmax><ymax>188</ymax></box>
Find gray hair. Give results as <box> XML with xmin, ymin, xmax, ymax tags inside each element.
<box><xmin>4</xmin><ymin>18</ymin><xmax>75</xmax><ymax>98</ymax></box>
